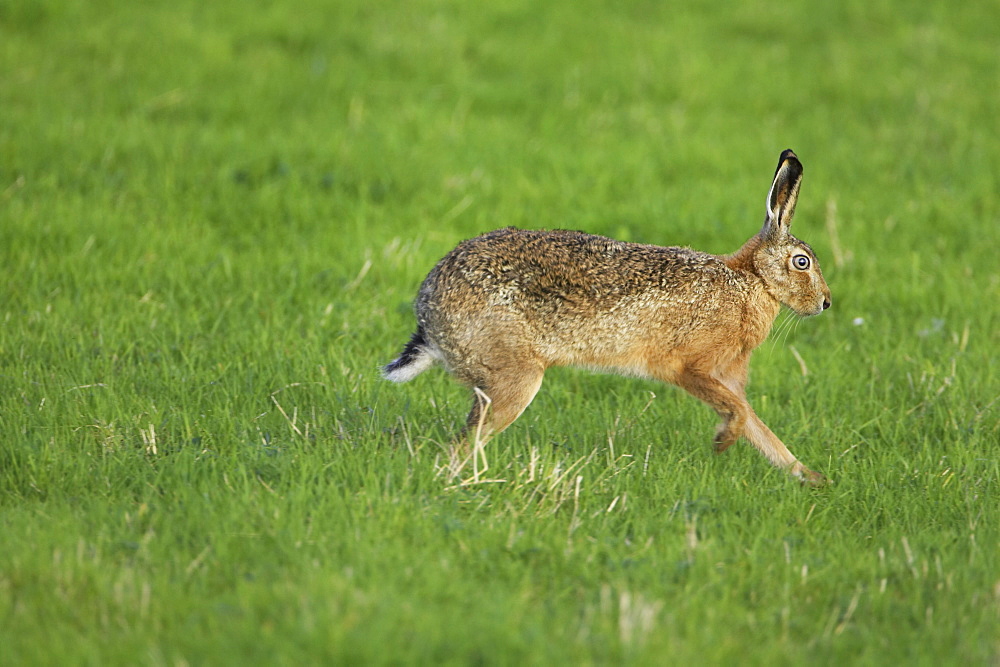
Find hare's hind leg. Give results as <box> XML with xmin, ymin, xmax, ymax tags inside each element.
<box><xmin>457</xmin><ymin>360</ymin><xmax>546</xmax><ymax>446</ymax></box>
<box><xmin>436</xmin><ymin>360</ymin><xmax>544</xmax><ymax>479</ymax></box>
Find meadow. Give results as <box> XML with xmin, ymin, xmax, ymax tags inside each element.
<box><xmin>1</xmin><ymin>0</ymin><xmax>998</xmax><ymax>663</ymax></box>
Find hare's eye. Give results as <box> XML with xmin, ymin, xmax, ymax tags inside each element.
<box><xmin>792</xmin><ymin>254</ymin><xmax>810</xmax><ymax>270</ymax></box>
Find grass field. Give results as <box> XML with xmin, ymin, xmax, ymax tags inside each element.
<box><xmin>2</xmin><ymin>0</ymin><xmax>998</xmax><ymax>663</ymax></box>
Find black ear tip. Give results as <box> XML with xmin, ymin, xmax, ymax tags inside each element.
<box><xmin>775</xmin><ymin>149</ymin><xmax>803</xmax><ymax>176</ymax></box>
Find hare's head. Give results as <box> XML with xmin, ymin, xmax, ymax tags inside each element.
<box><xmin>752</xmin><ymin>150</ymin><xmax>831</xmax><ymax>316</ymax></box>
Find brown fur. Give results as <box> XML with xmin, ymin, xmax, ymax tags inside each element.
<box><xmin>384</xmin><ymin>150</ymin><xmax>831</xmax><ymax>485</ymax></box>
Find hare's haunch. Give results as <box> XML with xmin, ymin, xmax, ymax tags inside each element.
<box><xmin>384</xmin><ymin>150</ymin><xmax>831</xmax><ymax>486</ymax></box>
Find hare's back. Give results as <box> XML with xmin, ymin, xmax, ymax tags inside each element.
<box><xmin>436</xmin><ymin>226</ymin><xmax>709</xmax><ymax>291</ymax></box>
<box><xmin>418</xmin><ymin>227</ymin><xmax>732</xmax><ymax>324</ymax></box>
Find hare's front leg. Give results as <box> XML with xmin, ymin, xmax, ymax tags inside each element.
<box><xmin>742</xmin><ymin>414</ymin><xmax>826</xmax><ymax>486</ymax></box>
<box><xmin>671</xmin><ymin>368</ymin><xmax>749</xmax><ymax>454</ymax></box>
<box><xmin>672</xmin><ymin>367</ymin><xmax>826</xmax><ymax>486</ymax></box>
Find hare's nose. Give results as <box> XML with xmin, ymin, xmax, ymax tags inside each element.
<box><xmin>822</xmin><ymin>298</ymin><xmax>831</xmax><ymax>310</ymax></box>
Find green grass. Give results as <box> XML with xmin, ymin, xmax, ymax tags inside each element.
<box><xmin>2</xmin><ymin>0</ymin><xmax>998</xmax><ymax>663</ymax></box>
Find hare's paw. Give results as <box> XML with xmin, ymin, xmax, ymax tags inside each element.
<box><xmin>712</xmin><ymin>422</ymin><xmax>742</xmax><ymax>453</ymax></box>
<box><xmin>791</xmin><ymin>465</ymin><xmax>828</xmax><ymax>488</ymax></box>
<box><xmin>713</xmin><ymin>435</ymin><xmax>736</xmax><ymax>453</ymax></box>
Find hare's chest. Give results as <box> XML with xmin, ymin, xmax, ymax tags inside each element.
<box><xmin>742</xmin><ymin>293</ymin><xmax>783</xmax><ymax>349</ymax></box>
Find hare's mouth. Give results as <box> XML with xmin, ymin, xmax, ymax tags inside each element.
<box><xmin>792</xmin><ymin>300</ymin><xmax>828</xmax><ymax>317</ymax></box>
<box><xmin>804</xmin><ymin>298</ymin><xmax>831</xmax><ymax>316</ymax></box>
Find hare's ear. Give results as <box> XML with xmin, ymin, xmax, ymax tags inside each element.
<box><xmin>761</xmin><ymin>149</ymin><xmax>803</xmax><ymax>241</ymax></box>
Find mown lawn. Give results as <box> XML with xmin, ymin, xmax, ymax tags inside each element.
<box><xmin>1</xmin><ymin>0</ymin><xmax>997</xmax><ymax>663</ymax></box>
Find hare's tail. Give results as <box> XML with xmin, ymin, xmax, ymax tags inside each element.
<box><xmin>382</xmin><ymin>328</ymin><xmax>438</xmax><ymax>382</ymax></box>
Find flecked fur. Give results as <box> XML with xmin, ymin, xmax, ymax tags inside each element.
<box><xmin>384</xmin><ymin>150</ymin><xmax>831</xmax><ymax>485</ymax></box>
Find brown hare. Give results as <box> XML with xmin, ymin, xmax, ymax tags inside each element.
<box><xmin>384</xmin><ymin>149</ymin><xmax>831</xmax><ymax>485</ymax></box>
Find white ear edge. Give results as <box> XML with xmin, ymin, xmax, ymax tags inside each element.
<box><xmin>763</xmin><ymin>150</ymin><xmax>803</xmax><ymax>238</ymax></box>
